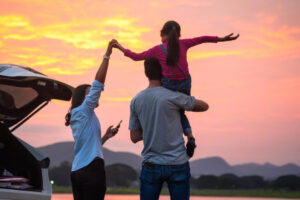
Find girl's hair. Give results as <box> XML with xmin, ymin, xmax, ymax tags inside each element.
<box><xmin>160</xmin><ymin>21</ymin><xmax>181</xmax><ymax>66</ymax></box>
<box><xmin>65</xmin><ymin>84</ymin><xmax>91</xmax><ymax>126</ymax></box>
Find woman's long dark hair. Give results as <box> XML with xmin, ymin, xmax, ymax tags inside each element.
<box><xmin>65</xmin><ymin>84</ymin><xmax>91</xmax><ymax>126</ymax></box>
<box><xmin>160</xmin><ymin>21</ymin><xmax>181</xmax><ymax>66</ymax></box>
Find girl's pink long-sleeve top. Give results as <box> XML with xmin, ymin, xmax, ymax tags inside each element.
<box><xmin>124</xmin><ymin>36</ymin><xmax>219</xmax><ymax>80</ymax></box>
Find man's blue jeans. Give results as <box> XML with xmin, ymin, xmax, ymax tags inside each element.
<box><xmin>140</xmin><ymin>162</ymin><xmax>190</xmax><ymax>200</ymax></box>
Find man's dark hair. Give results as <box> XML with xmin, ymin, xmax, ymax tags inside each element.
<box><xmin>144</xmin><ymin>58</ymin><xmax>162</xmax><ymax>80</ymax></box>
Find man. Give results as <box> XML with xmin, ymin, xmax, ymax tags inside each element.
<box><xmin>129</xmin><ymin>58</ymin><xmax>209</xmax><ymax>200</ymax></box>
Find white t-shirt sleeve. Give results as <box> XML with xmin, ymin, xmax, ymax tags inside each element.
<box><xmin>169</xmin><ymin>92</ymin><xmax>195</xmax><ymax>111</ymax></box>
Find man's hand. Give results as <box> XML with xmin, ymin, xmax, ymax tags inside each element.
<box><xmin>218</xmin><ymin>33</ymin><xmax>239</xmax><ymax>42</ymax></box>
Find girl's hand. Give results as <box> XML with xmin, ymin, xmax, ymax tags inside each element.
<box><xmin>112</xmin><ymin>39</ymin><xmax>126</xmax><ymax>53</ymax></box>
<box><xmin>218</xmin><ymin>33</ymin><xmax>239</xmax><ymax>42</ymax></box>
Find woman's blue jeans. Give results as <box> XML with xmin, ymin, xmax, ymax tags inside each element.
<box><xmin>140</xmin><ymin>162</ymin><xmax>190</xmax><ymax>200</ymax></box>
<box><xmin>161</xmin><ymin>75</ymin><xmax>192</xmax><ymax>134</ymax></box>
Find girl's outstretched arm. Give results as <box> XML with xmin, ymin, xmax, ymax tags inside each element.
<box><xmin>218</xmin><ymin>33</ymin><xmax>239</xmax><ymax>42</ymax></box>
<box><xmin>183</xmin><ymin>36</ymin><xmax>219</xmax><ymax>49</ymax></box>
<box><xmin>113</xmin><ymin>39</ymin><xmax>155</xmax><ymax>61</ymax></box>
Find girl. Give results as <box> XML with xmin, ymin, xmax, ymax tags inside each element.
<box><xmin>114</xmin><ymin>21</ymin><xmax>239</xmax><ymax>157</ymax></box>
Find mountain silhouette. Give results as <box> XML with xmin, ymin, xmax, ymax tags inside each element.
<box><xmin>38</xmin><ymin>141</ymin><xmax>300</xmax><ymax>179</ymax></box>
<box><xmin>38</xmin><ymin>141</ymin><xmax>142</xmax><ymax>170</ymax></box>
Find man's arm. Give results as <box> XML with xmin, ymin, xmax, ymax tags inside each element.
<box><xmin>129</xmin><ymin>99</ymin><xmax>143</xmax><ymax>143</ymax></box>
<box><xmin>192</xmin><ymin>99</ymin><xmax>209</xmax><ymax>112</ymax></box>
<box><xmin>170</xmin><ymin>92</ymin><xmax>209</xmax><ymax>112</ymax></box>
<box><xmin>130</xmin><ymin>129</ymin><xmax>143</xmax><ymax>143</ymax></box>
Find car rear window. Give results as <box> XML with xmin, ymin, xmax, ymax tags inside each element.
<box><xmin>0</xmin><ymin>85</ymin><xmax>38</xmax><ymax>109</ymax></box>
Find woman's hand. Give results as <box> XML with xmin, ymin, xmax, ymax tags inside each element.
<box><xmin>102</xmin><ymin>125</ymin><xmax>119</xmax><ymax>145</ymax></box>
<box><xmin>105</xmin><ymin>39</ymin><xmax>117</xmax><ymax>57</ymax></box>
<box><xmin>112</xmin><ymin>39</ymin><xmax>126</xmax><ymax>53</ymax></box>
<box><xmin>96</xmin><ymin>39</ymin><xmax>118</xmax><ymax>83</ymax></box>
<box><xmin>105</xmin><ymin>125</ymin><xmax>119</xmax><ymax>138</ymax></box>
<box><xmin>218</xmin><ymin>33</ymin><xmax>239</xmax><ymax>42</ymax></box>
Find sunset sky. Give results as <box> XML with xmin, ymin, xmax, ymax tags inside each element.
<box><xmin>1</xmin><ymin>0</ymin><xmax>299</xmax><ymax>166</ymax></box>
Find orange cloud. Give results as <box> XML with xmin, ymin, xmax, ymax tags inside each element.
<box><xmin>0</xmin><ymin>15</ymin><xmax>29</xmax><ymax>27</ymax></box>
<box><xmin>189</xmin><ymin>50</ymin><xmax>243</xmax><ymax>60</ymax></box>
<box><xmin>0</xmin><ymin>13</ymin><xmax>151</xmax><ymax>75</ymax></box>
<box><xmin>31</xmin><ymin>57</ymin><xmax>61</xmax><ymax>67</ymax></box>
<box><xmin>0</xmin><ymin>14</ymin><xmax>150</xmax><ymax>50</ymax></box>
<box><xmin>36</xmin><ymin>113</ymin><xmax>61</xmax><ymax>118</ymax></box>
<box><xmin>42</xmin><ymin>67</ymin><xmax>84</xmax><ymax>75</ymax></box>
<box><xmin>3</xmin><ymin>34</ymin><xmax>36</xmax><ymax>40</ymax></box>
<box><xmin>230</xmin><ymin>16</ymin><xmax>300</xmax><ymax>60</ymax></box>
<box><xmin>52</xmin><ymin>96</ymin><xmax>132</xmax><ymax>105</ymax></box>
<box><xmin>247</xmin><ymin>27</ymin><xmax>300</xmax><ymax>58</ymax></box>
<box><xmin>191</xmin><ymin>24</ymin><xmax>300</xmax><ymax>60</ymax></box>
<box><xmin>74</xmin><ymin>58</ymin><xmax>98</xmax><ymax>70</ymax></box>
<box><xmin>256</xmin><ymin>13</ymin><xmax>278</xmax><ymax>24</ymax></box>
<box><xmin>52</xmin><ymin>99</ymin><xmax>70</xmax><ymax>107</ymax></box>
<box><xmin>151</xmin><ymin>0</ymin><xmax>212</xmax><ymax>8</ymax></box>
<box><xmin>101</xmin><ymin>97</ymin><xmax>132</xmax><ymax>102</ymax></box>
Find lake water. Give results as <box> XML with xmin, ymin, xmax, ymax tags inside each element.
<box><xmin>52</xmin><ymin>194</ymin><xmax>292</xmax><ymax>200</ymax></box>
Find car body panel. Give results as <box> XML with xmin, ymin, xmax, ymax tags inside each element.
<box><xmin>0</xmin><ymin>169</ymin><xmax>51</xmax><ymax>200</ymax></box>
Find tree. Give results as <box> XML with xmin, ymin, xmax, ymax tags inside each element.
<box><xmin>240</xmin><ymin>175</ymin><xmax>265</xmax><ymax>189</ymax></box>
<box><xmin>49</xmin><ymin>161</ymin><xmax>72</xmax><ymax>186</ymax></box>
<box><xmin>273</xmin><ymin>175</ymin><xmax>300</xmax><ymax>190</ymax></box>
<box><xmin>195</xmin><ymin>175</ymin><xmax>218</xmax><ymax>189</ymax></box>
<box><xmin>105</xmin><ymin>163</ymin><xmax>138</xmax><ymax>187</ymax></box>
<box><xmin>218</xmin><ymin>173</ymin><xmax>240</xmax><ymax>189</ymax></box>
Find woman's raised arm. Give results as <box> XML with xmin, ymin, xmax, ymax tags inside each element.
<box><xmin>95</xmin><ymin>39</ymin><xmax>117</xmax><ymax>84</ymax></box>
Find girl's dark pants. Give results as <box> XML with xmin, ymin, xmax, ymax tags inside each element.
<box><xmin>71</xmin><ymin>158</ymin><xmax>106</xmax><ymax>200</ymax></box>
<box><xmin>161</xmin><ymin>75</ymin><xmax>192</xmax><ymax>134</ymax></box>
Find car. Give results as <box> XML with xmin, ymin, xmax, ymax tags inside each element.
<box><xmin>0</xmin><ymin>64</ymin><xmax>73</xmax><ymax>200</ymax></box>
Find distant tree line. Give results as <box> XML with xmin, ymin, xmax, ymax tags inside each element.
<box><xmin>49</xmin><ymin>161</ymin><xmax>138</xmax><ymax>187</ymax></box>
<box><xmin>49</xmin><ymin>161</ymin><xmax>72</xmax><ymax>186</ymax></box>
<box><xmin>191</xmin><ymin>174</ymin><xmax>300</xmax><ymax>190</ymax></box>
<box><xmin>49</xmin><ymin>161</ymin><xmax>300</xmax><ymax>190</ymax></box>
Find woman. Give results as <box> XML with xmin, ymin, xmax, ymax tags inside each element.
<box><xmin>65</xmin><ymin>40</ymin><xmax>118</xmax><ymax>200</ymax></box>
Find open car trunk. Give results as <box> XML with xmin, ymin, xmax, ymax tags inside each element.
<box><xmin>0</xmin><ymin>123</ymin><xmax>48</xmax><ymax>191</ymax></box>
<box><xmin>0</xmin><ymin>64</ymin><xmax>73</xmax><ymax>129</ymax></box>
<box><xmin>0</xmin><ymin>64</ymin><xmax>73</xmax><ymax>199</ymax></box>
